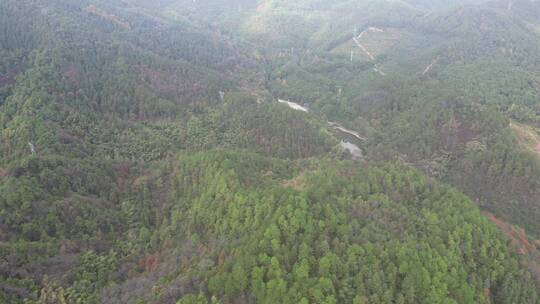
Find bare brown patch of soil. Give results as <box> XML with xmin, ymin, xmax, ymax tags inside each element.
<box><xmin>488</xmin><ymin>213</ymin><xmax>534</xmax><ymax>255</ymax></box>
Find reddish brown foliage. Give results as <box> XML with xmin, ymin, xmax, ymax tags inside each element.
<box><xmin>484</xmin><ymin>287</ymin><xmax>491</xmax><ymax>300</ymax></box>
<box><xmin>136</xmin><ymin>65</ymin><xmax>205</xmax><ymax>103</ymax></box>
<box><xmin>85</xmin><ymin>5</ymin><xmax>131</xmax><ymax>29</ymax></box>
<box><xmin>442</xmin><ymin>119</ymin><xmax>480</xmax><ymax>150</ymax></box>
<box><xmin>62</xmin><ymin>66</ymin><xmax>80</xmax><ymax>85</ymax></box>
<box><xmin>138</xmin><ymin>253</ymin><xmax>160</xmax><ymax>272</ymax></box>
<box><xmin>455</xmin><ymin>121</ymin><xmax>480</xmax><ymax>144</ymax></box>
<box><xmin>217</xmin><ymin>250</ymin><xmax>226</xmax><ymax>266</ymax></box>
<box><xmin>114</xmin><ymin>164</ymin><xmax>131</xmax><ymax>189</ymax></box>
<box><xmin>486</xmin><ymin>213</ymin><xmax>540</xmax><ymax>284</ymax></box>
<box><xmin>488</xmin><ymin>213</ymin><xmax>534</xmax><ymax>255</ymax></box>
<box><xmin>337</xmin><ymin>169</ymin><xmax>355</xmax><ymax>178</ymax></box>
<box><xmin>0</xmin><ymin>69</ymin><xmax>19</xmax><ymax>86</ymax></box>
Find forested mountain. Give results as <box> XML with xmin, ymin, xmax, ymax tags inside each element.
<box><xmin>1</xmin><ymin>0</ymin><xmax>540</xmax><ymax>303</ymax></box>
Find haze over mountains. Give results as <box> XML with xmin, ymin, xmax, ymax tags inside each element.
<box><xmin>1</xmin><ymin>0</ymin><xmax>540</xmax><ymax>303</ymax></box>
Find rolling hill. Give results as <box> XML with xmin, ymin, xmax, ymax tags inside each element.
<box><xmin>1</xmin><ymin>0</ymin><xmax>540</xmax><ymax>303</ymax></box>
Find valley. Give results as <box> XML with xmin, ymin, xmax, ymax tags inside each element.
<box><xmin>275</xmin><ymin>98</ymin><xmax>366</xmax><ymax>157</ymax></box>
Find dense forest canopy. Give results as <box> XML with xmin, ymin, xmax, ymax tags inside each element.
<box><xmin>1</xmin><ymin>0</ymin><xmax>540</xmax><ymax>303</ymax></box>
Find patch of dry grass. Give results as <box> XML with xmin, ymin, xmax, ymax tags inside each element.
<box><xmin>510</xmin><ymin>121</ymin><xmax>540</xmax><ymax>156</ymax></box>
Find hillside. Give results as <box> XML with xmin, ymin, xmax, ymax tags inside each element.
<box><xmin>225</xmin><ymin>0</ymin><xmax>540</xmax><ymax>239</ymax></box>
<box><xmin>1</xmin><ymin>0</ymin><xmax>540</xmax><ymax>303</ymax></box>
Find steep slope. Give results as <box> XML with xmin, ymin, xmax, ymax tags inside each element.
<box><xmin>100</xmin><ymin>152</ymin><xmax>539</xmax><ymax>304</ymax></box>
<box><xmin>0</xmin><ymin>1</ymin><xmax>335</xmax><ymax>302</ymax></box>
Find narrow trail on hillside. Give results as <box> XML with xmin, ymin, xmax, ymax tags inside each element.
<box><xmin>373</xmin><ymin>66</ymin><xmax>386</xmax><ymax>76</ymax></box>
<box><xmin>328</xmin><ymin>122</ymin><xmax>367</xmax><ymax>141</ymax></box>
<box><xmin>357</xmin><ymin>27</ymin><xmax>384</xmax><ymax>39</ymax></box>
<box><xmin>353</xmin><ymin>37</ymin><xmax>375</xmax><ymax>61</ymax></box>
<box><xmin>278</xmin><ymin>99</ymin><xmax>308</xmax><ymax>112</ymax></box>
<box><xmin>353</xmin><ymin>27</ymin><xmax>386</xmax><ymax>76</ymax></box>
<box><xmin>422</xmin><ymin>58</ymin><xmax>438</xmax><ymax>75</ymax></box>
